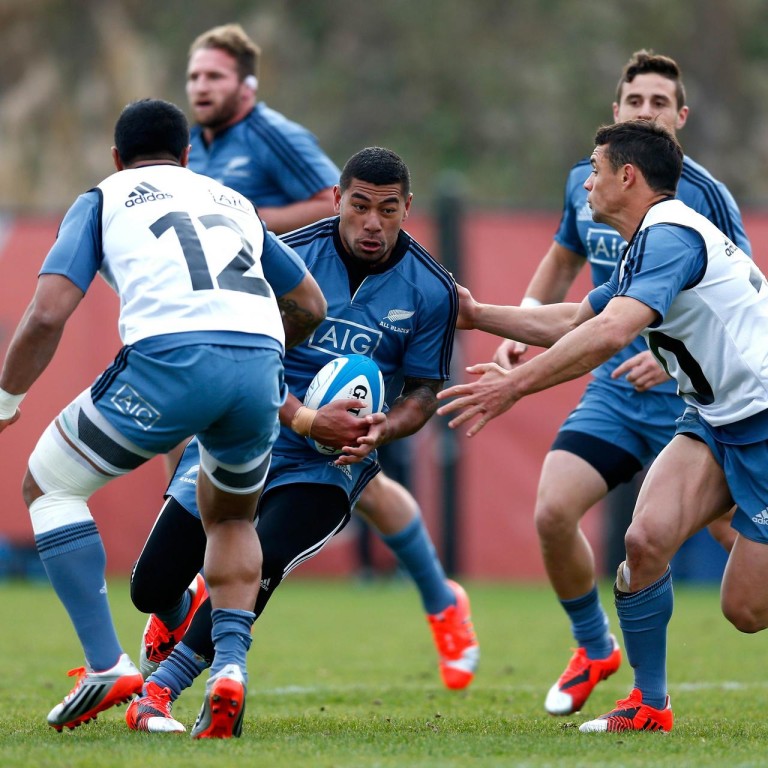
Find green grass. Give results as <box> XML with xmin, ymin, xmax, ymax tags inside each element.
<box><xmin>1</xmin><ymin>577</ymin><xmax>766</xmax><ymax>767</ymax></box>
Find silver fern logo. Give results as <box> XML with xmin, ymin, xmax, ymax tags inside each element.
<box><xmin>385</xmin><ymin>309</ymin><xmax>415</xmax><ymax>323</ymax></box>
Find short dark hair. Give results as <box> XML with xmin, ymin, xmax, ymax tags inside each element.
<box><xmin>339</xmin><ymin>147</ymin><xmax>411</xmax><ymax>196</ymax></box>
<box><xmin>189</xmin><ymin>23</ymin><xmax>259</xmax><ymax>81</ymax></box>
<box><xmin>114</xmin><ymin>99</ymin><xmax>189</xmax><ymax>165</ymax></box>
<box><xmin>594</xmin><ymin>119</ymin><xmax>683</xmax><ymax>196</ymax></box>
<box><xmin>616</xmin><ymin>49</ymin><xmax>686</xmax><ymax>109</ymax></box>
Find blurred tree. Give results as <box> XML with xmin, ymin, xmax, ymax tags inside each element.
<box><xmin>0</xmin><ymin>0</ymin><xmax>766</xmax><ymax>212</ymax></box>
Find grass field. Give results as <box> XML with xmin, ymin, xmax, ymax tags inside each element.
<box><xmin>1</xmin><ymin>576</ymin><xmax>766</xmax><ymax>768</ymax></box>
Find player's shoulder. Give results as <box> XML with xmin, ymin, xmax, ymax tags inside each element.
<box><xmin>680</xmin><ymin>154</ymin><xmax>721</xmax><ymax>185</ymax></box>
<box><xmin>246</xmin><ymin>102</ymin><xmax>312</xmax><ymax>138</ymax></box>
<box><xmin>399</xmin><ymin>232</ymin><xmax>457</xmax><ymax>299</ymax></box>
<box><xmin>678</xmin><ymin>154</ymin><xmax>743</xmax><ymax>227</ymax></box>
<box><xmin>679</xmin><ymin>154</ymin><xmax>738</xmax><ymax>202</ymax></box>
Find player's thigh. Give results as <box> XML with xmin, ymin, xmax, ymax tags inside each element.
<box><xmin>629</xmin><ymin>435</ymin><xmax>732</xmax><ymax>562</ymax></box>
<box><xmin>257</xmin><ymin>483</ymin><xmax>351</xmax><ymax>578</ymax></box>
<box><xmin>196</xmin><ymin>346</ymin><xmax>284</xmax><ymax>501</ymax></box>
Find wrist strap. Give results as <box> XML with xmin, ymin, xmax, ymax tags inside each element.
<box><xmin>291</xmin><ymin>405</ymin><xmax>317</xmax><ymax>437</ymax></box>
<box><xmin>520</xmin><ymin>296</ymin><xmax>542</xmax><ymax>308</ymax></box>
<box><xmin>0</xmin><ymin>387</ymin><xmax>25</xmax><ymax>420</ymax></box>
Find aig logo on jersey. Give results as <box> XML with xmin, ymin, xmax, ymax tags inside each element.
<box><xmin>586</xmin><ymin>226</ymin><xmax>626</xmax><ymax>268</ymax></box>
<box><xmin>110</xmin><ymin>384</ymin><xmax>161</xmax><ymax>430</ymax></box>
<box><xmin>307</xmin><ymin>317</ymin><xmax>383</xmax><ymax>356</ymax></box>
<box><xmin>124</xmin><ymin>182</ymin><xmax>173</xmax><ymax>207</ymax></box>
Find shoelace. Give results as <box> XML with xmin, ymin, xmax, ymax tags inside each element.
<box><xmin>61</xmin><ymin>667</ymin><xmax>88</xmax><ymax>701</ymax></box>
<box><xmin>144</xmin><ymin>686</ymin><xmax>174</xmax><ymax>714</ymax></box>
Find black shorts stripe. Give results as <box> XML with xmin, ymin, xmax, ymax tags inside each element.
<box><xmin>76</xmin><ymin>408</ymin><xmax>147</xmax><ymax>471</ymax></box>
<box><xmin>91</xmin><ymin>345</ymin><xmax>133</xmax><ymax>404</ymax></box>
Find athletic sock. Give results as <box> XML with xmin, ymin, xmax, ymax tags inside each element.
<box><xmin>154</xmin><ymin>590</ymin><xmax>193</xmax><ymax>634</ymax></box>
<box><xmin>560</xmin><ymin>585</ymin><xmax>612</xmax><ymax>659</ymax></box>
<box><xmin>35</xmin><ymin>520</ymin><xmax>123</xmax><ymax>671</ymax></box>
<box><xmin>209</xmin><ymin>608</ymin><xmax>255</xmax><ymax>678</ymax></box>
<box><xmin>615</xmin><ymin>566</ymin><xmax>673</xmax><ymax>710</ymax></box>
<box><xmin>381</xmin><ymin>516</ymin><xmax>454</xmax><ymax>614</ymax></box>
<box><xmin>148</xmin><ymin>642</ymin><xmax>209</xmax><ymax>700</ymax></box>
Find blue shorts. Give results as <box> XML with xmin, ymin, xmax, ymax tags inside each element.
<box><xmin>677</xmin><ymin>408</ymin><xmax>768</xmax><ymax>544</ymax></box>
<box><xmin>169</xmin><ymin>427</ymin><xmax>380</xmax><ymax>518</ymax></box>
<box><xmin>556</xmin><ymin>377</ymin><xmax>683</xmax><ymax>469</ymax></box>
<box><xmin>91</xmin><ymin>341</ymin><xmax>285</xmax><ymax>468</ymax></box>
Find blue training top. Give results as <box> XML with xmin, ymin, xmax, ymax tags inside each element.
<box><xmin>554</xmin><ymin>153</ymin><xmax>751</xmax><ymax>394</ymax></box>
<box><xmin>189</xmin><ymin>102</ymin><xmax>340</xmax><ymax>208</ymax></box>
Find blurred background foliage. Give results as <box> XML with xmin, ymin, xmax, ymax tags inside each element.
<box><xmin>2</xmin><ymin>0</ymin><xmax>767</xmax><ymax>213</ymax></box>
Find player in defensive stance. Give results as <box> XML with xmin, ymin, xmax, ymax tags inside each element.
<box><xmin>0</xmin><ymin>99</ymin><xmax>325</xmax><ymax>735</ymax></box>
<box><xmin>491</xmin><ymin>50</ymin><xmax>749</xmax><ymax>717</ymax></box>
<box><xmin>126</xmin><ymin>147</ymin><xmax>478</xmax><ymax>735</ymax></box>
<box><xmin>439</xmin><ymin>119</ymin><xmax>768</xmax><ymax>733</ymax></box>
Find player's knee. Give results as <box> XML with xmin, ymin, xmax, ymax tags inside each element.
<box><xmin>533</xmin><ymin>498</ymin><xmax>574</xmax><ymax>542</ymax></box>
<box><xmin>722</xmin><ymin>598</ymin><xmax>768</xmax><ymax>634</ymax></box>
<box><xmin>129</xmin><ymin>564</ymin><xmax>155</xmax><ymax>613</ymax></box>
<box><xmin>357</xmin><ymin>474</ymin><xmax>418</xmax><ymax>533</ymax></box>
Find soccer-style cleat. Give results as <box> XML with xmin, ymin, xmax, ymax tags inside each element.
<box><xmin>139</xmin><ymin>573</ymin><xmax>208</xmax><ymax>679</ymax></box>
<box><xmin>125</xmin><ymin>681</ymin><xmax>186</xmax><ymax>733</ymax></box>
<box><xmin>545</xmin><ymin>634</ymin><xmax>622</xmax><ymax>715</ymax></box>
<box><xmin>190</xmin><ymin>664</ymin><xmax>246</xmax><ymax>739</ymax></box>
<box><xmin>427</xmin><ymin>579</ymin><xmax>480</xmax><ymax>690</ymax></box>
<box><xmin>579</xmin><ymin>687</ymin><xmax>674</xmax><ymax>732</ymax></box>
<box><xmin>47</xmin><ymin>653</ymin><xmax>143</xmax><ymax>731</ymax></box>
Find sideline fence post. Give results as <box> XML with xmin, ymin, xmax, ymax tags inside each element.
<box><xmin>433</xmin><ymin>171</ymin><xmax>466</xmax><ymax>576</ymax></box>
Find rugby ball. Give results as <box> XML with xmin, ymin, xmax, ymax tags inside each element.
<box><xmin>303</xmin><ymin>354</ymin><xmax>385</xmax><ymax>455</ymax></box>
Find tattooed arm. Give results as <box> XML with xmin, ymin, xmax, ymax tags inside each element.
<box><xmin>277</xmin><ymin>271</ymin><xmax>326</xmax><ymax>349</ymax></box>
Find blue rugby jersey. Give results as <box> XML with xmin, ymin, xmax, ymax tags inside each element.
<box><xmin>189</xmin><ymin>103</ymin><xmax>340</xmax><ymax>208</ymax></box>
<box><xmin>277</xmin><ymin>216</ymin><xmax>458</xmax><ymax>452</ymax></box>
<box><xmin>554</xmin><ymin>154</ymin><xmax>751</xmax><ymax>394</ymax></box>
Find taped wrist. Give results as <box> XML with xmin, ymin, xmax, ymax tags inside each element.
<box><xmin>0</xmin><ymin>387</ymin><xmax>25</xmax><ymax>419</ymax></box>
<box><xmin>291</xmin><ymin>405</ymin><xmax>318</xmax><ymax>437</ymax></box>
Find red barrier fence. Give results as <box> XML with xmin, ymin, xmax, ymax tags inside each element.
<box><xmin>1</xmin><ymin>211</ymin><xmax>766</xmax><ymax>577</ymax></box>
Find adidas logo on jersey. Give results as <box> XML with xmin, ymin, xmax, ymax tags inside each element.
<box><xmin>751</xmin><ymin>509</ymin><xmax>768</xmax><ymax>526</ymax></box>
<box><xmin>124</xmin><ymin>182</ymin><xmax>173</xmax><ymax>207</ymax></box>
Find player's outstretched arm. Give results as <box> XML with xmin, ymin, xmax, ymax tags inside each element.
<box><xmin>0</xmin><ymin>274</ymin><xmax>84</xmax><ymax>430</ymax></box>
<box><xmin>438</xmin><ymin>296</ymin><xmax>655</xmax><ymax>436</ymax></box>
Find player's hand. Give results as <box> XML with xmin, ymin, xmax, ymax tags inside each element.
<box><xmin>310</xmin><ymin>399</ymin><xmax>369</xmax><ymax>450</ymax></box>
<box><xmin>0</xmin><ymin>409</ymin><xmax>21</xmax><ymax>434</ymax></box>
<box><xmin>335</xmin><ymin>412</ymin><xmax>388</xmax><ymax>465</ymax></box>
<box><xmin>436</xmin><ymin>362</ymin><xmax>519</xmax><ymax>436</ymax></box>
<box><xmin>492</xmin><ymin>338</ymin><xmax>528</xmax><ymax>369</ymax></box>
<box><xmin>611</xmin><ymin>350</ymin><xmax>670</xmax><ymax>391</ymax></box>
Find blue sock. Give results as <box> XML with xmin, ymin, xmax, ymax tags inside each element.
<box><xmin>148</xmin><ymin>642</ymin><xmax>209</xmax><ymax>701</ymax></box>
<box><xmin>36</xmin><ymin>520</ymin><xmax>123</xmax><ymax>670</ymax></box>
<box><xmin>561</xmin><ymin>586</ymin><xmax>612</xmax><ymax>659</ymax></box>
<box><xmin>155</xmin><ymin>590</ymin><xmax>192</xmax><ymax>632</ymax></box>
<box><xmin>209</xmin><ymin>608</ymin><xmax>254</xmax><ymax>678</ymax></box>
<box><xmin>615</xmin><ymin>567</ymin><xmax>673</xmax><ymax>709</ymax></box>
<box><xmin>381</xmin><ymin>517</ymin><xmax>454</xmax><ymax>614</ymax></box>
